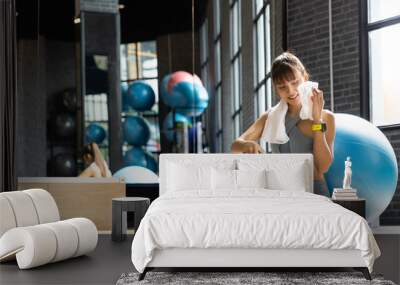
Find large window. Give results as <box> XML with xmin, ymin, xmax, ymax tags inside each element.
<box><xmin>253</xmin><ymin>0</ymin><xmax>272</xmax><ymax>120</ymax></box>
<box><xmin>362</xmin><ymin>1</ymin><xmax>400</xmax><ymax>127</ymax></box>
<box><xmin>120</xmin><ymin>41</ymin><xmax>160</xmax><ymax>168</ymax></box>
<box><xmin>230</xmin><ymin>0</ymin><xmax>242</xmax><ymax>140</ymax></box>
<box><xmin>214</xmin><ymin>0</ymin><xmax>223</xmax><ymax>152</ymax></box>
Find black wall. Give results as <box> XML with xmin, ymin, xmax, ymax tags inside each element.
<box><xmin>16</xmin><ymin>39</ymin><xmax>47</xmax><ymax>177</ymax></box>
<box><xmin>16</xmin><ymin>38</ymin><xmax>78</xmax><ymax>177</ymax></box>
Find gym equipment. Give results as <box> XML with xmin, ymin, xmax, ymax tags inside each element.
<box><xmin>123</xmin><ymin>116</ymin><xmax>151</xmax><ymax>147</ymax></box>
<box><xmin>52</xmin><ymin>153</ymin><xmax>77</xmax><ymax>177</ymax></box>
<box><xmin>171</xmin><ymin>81</ymin><xmax>209</xmax><ymax>117</ymax></box>
<box><xmin>123</xmin><ymin>147</ymin><xmax>158</xmax><ymax>173</ymax></box>
<box><xmin>167</xmin><ymin>71</ymin><xmax>203</xmax><ymax>94</ymax></box>
<box><xmin>54</xmin><ymin>113</ymin><xmax>76</xmax><ymax>138</ymax></box>
<box><xmin>113</xmin><ymin>166</ymin><xmax>158</xmax><ymax>183</ymax></box>
<box><xmin>324</xmin><ymin>113</ymin><xmax>398</xmax><ymax>223</ymax></box>
<box><xmin>162</xmin><ymin>112</ymin><xmax>191</xmax><ymax>142</ymax></box>
<box><xmin>127</xmin><ymin>81</ymin><xmax>155</xmax><ymax>111</ymax></box>
<box><xmin>61</xmin><ymin>89</ymin><xmax>77</xmax><ymax>112</ymax></box>
<box><xmin>160</xmin><ymin>74</ymin><xmax>173</xmax><ymax>107</ymax></box>
<box><xmin>85</xmin><ymin>123</ymin><xmax>106</xmax><ymax>144</ymax></box>
<box><xmin>121</xmin><ymin>82</ymin><xmax>130</xmax><ymax>112</ymax></box>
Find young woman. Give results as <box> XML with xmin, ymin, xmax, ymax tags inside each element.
<box><xmin>231</xmin><ymin>52</ymin><xmax>335</xmax><ymax>196</ymax></box>
<box><xmin>79</xmin><ymin>142</ymin><xmax>112</xmax><ymax>178</ymax></box>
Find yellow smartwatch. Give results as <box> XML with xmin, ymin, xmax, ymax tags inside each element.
<box><xmin>312</xmin><ymin>122</ymin><xmax>327</xmax><ymax>132</ymax></box>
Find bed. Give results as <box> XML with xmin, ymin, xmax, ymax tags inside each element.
<box><xmin>131</xmin><ymin>154</ymin><xmax>380</xmax><ymax>280</ymax></box>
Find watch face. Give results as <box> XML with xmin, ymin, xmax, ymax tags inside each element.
<box><xmin>321</xmin><ymin>123</ymin><xmax>327</xmax><ymax>132</ymax></box>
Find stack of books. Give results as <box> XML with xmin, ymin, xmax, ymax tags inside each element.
<box><xmin>332</xmin><ymin>188</ymin><xmax>358</xmax><ymax>200</ymax></box>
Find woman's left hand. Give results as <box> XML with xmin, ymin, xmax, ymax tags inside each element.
<box><xmin>311</xmin><ymin>87</ymin><xmax>324</xmax><ymax>122</ymax></box>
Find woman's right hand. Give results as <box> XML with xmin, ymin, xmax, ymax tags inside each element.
<box><xmin>241</xmin><ymin>141</ymin><xmax>265</xmax><ymax>154</ymax></box>
<box><xmin>230</xmin><ymin>111</ymin><xmax>269</xmax><ymax>154</ymax></box>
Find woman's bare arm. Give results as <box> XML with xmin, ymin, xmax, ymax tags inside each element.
<box><xmin>92</xmin><ymin>143</ymin><xmax>107</xmax><ymax>177</ymax></box>
<box><xmin>313</xmin><ymin>110</ymin><xmax>335</xmax><ymax>174</ymax></box>
<box><xmin>231</xmin><ymin>111</ymin><xmax>268</xmax><ymax>153</ymax></box>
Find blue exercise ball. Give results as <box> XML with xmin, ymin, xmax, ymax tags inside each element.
<box><xmin>85</xmin><ymin>123</ymin><xmax>106</xmax><ymax>144</ymax></box>
<box><xmin>324</xmin><ymin>113</ymin><xmax>398</xmax><ymax>223</ymax></box>
<box><xmin>113</xmin><ymin>166</ymin><xmax>158</xmax><ymax>183</ymax></box>
<box><xmin>123</xmin><ymin>147</ymin><xmax>158</xmax><ymax>173</ymax></box>
<box><xmin>123</xmin><ymin>116</ymin><xmax>151</xmax><ymax>147</ymax></box>
<box><xmin>162</xmin><ymin>112</ymin><xmax>191</xmax><ymax>142</ymax></box>
<box><xmin>171</xmin><ymin>81</ymin><xmax>209</xmax><ymax>116</ymax></box>
<box><xmin>160</xmin><ymin>74</ymin><xmax>173</xmax><ymax>107</ymax></box>
<box><xmin>127</xmin><ymin>81</ymin><xmax>155</xmax><ymax>111</ymax></box>
<box><xmin>121</xmin><ymin>82</ymin><xmax>130</xmax><ymax>112</ymax></box>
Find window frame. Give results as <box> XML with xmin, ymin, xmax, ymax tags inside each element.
<box><xmin>230</xmin><ymin>0</ymin><xmax>242</xmax><ymax>140</ymax></box>
<box><xmin>120</xmin><ymin>41</ymin><xmax>161</xmax><ymax>157</ymax></box>
<box><xmin>253</xmin><ymin>0</ymin><xmax>272</xmax><ymax>120</ymax></box>
<box><xmin>199</xmin><ymin>19</ymin><xmax>210</xmax><ymax>153</ymax></box>
<box><xmin>360</xmin><ymin>0</ymin><xmax>400</xmax><ymax>130</ymax></box>
<box><xmin>214</xmin><ymin>0</ymin><xmax>223</xmax><ymax>152</ymax></box>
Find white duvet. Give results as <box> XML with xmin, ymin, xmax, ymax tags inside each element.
<box><xmin>131</xmin><ymin>190</ymin><xmax>380</xmax><ymax>273</ymax></box>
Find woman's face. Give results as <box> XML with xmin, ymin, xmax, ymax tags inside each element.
<box><xmin>274</xmin><ymin>69</ymin><xmax>305</xmax><ymax>106</ymax></box>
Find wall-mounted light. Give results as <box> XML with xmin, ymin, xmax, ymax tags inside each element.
<box><xmin>118</xmin><ymin>4</ymin><xmax>125</xmax><ymax>10</ymax></box>
<box><xmin>74</xmin><ymin>17</ymin><xmax>81</xmax><ymax>24</ymax></box>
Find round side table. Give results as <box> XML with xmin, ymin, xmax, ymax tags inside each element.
<box><xmin>112</xmin><ymin>197</ymin><xmax>150</xmax><ymax>242</ymax></box>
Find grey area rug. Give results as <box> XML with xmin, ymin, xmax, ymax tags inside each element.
<box><xmin>116</xmin><ymin>272</ymin><xmax>396</xmax><ymax>285</ymax></box>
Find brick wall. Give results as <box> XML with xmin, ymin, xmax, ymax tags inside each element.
<box><xmin>202</xmin><ymin>0</ymin><xmax>399</xmax><ymax>225</ymax></box>
<box><xmin>285</xmin><ymin>0</ymin><xmax>400</xmax><ymax>225</ymax></box>
<box><xmin>331</xmin><ymin>0</ymin><xmax>361</xmax><ymax>115</ymax></box>
<box><xmin>287</xmin><ymin>0</ymin><xmax>332</xmax><ymax>110</ymax></box>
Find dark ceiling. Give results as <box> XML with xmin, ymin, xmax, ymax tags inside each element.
<box><xmin>120</xmin><ymin>0</ymin><xmax>208</xmax><ymax>43</ymax></box>
<box><xmin>17</xmin><ymin>0</ymin><xmax>208</xmax><ymax>43</ymax></box>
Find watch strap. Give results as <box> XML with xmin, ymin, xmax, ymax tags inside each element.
<box><xmin>312</xmin><ymin>122</ymin><xmax>327</xmax><ymax>132</ymax></box>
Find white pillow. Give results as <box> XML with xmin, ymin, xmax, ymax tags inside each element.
<box><xmin>211</xmin><ymin>168</ymin><xmax>236</xmax><ymax>190</ymax></box>
<box><xmin>237</xmin><ymin>158</ymin><xmax>310</xmax><ymax>192</ymax></box>
<box><xmin>266</xmin><ymin>162</ymin><xmax>308</xmax><ymax>191</ymax></box>
<box><xmin>167</xmin><ymin>163</ymin><xmax>211</xmax><ymax>191</ymax></box>
<box><xmin>236</xmin><ymin>169</ymin><xmax>267</xmax><ymax>189</ymax></box>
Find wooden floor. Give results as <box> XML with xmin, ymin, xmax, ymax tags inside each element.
<box><xmin>0</xmin><ymin>234</ymin><xmax>134</xmax><ymax>285</ymax></box>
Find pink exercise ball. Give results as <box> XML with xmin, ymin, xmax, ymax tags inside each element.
<box><xmin>167</xmin><ymin>71</ymin><xmax>203</xmax><ymax>94</ymax></box>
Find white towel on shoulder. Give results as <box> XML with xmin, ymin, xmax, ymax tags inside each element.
<box><xmin>260</xmin><ymin>81</ymin><xmax>318</xmax><ymax>144</ymax></box>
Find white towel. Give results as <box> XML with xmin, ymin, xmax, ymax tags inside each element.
<box><xmin>299</xmin><ymin>81</ymin><xmax>319</xmax><ymax>121</ymax></box>
<box><xmin>260</xmin><ymin>81</ymin><xmax>318</xmax><ymax>144</ymax></box>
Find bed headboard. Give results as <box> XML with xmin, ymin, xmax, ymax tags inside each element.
<box><xmin>159</xmin><ymin>153</ymin><xmax>314</xmax><ymax>195</ymax></box>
